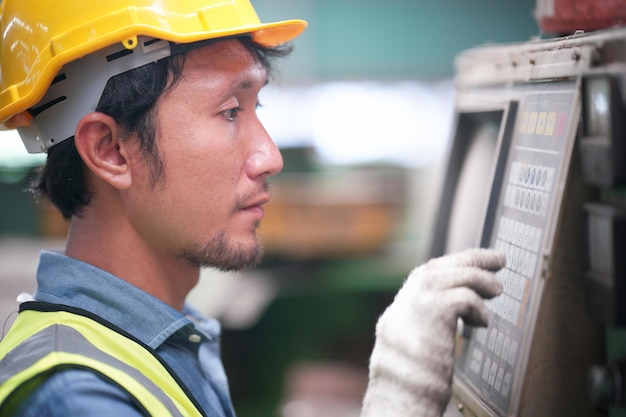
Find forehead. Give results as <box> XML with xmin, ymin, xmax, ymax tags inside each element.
<box><xmin>180</xmin><ymin>39</ymin><xmax>267</xmax><ymax>82</ymax></box>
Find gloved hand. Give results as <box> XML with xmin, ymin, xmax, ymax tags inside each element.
<box><xmin>361</xmin><ymin>248</ymin><xmax>505</xmax><ymax>417</ymax></box>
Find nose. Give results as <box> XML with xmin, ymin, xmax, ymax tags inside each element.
<box><xmin>246</xmin><ymin>120</ymin><xmax>284</xmax><ymax>178</ymax></box>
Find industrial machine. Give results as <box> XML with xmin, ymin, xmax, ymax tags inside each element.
<box><xmin>431</xmin><ymin>27</ymin><xmax>626</xmax><ymax>417</ymax></box>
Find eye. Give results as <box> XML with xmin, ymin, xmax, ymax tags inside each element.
<box><xmin>223</xmin><ymin>107</ymin><xmax>243</xmax><ymax>121</ymax></box>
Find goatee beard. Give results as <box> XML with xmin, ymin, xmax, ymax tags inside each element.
<box><xmin>179</xmin><ymin>228</ymin><xmax>264</xmax><ymax>271</ymax></box>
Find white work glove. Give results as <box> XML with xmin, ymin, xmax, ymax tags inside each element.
<box><xmin>361</xmin><ymin>248</ymin><xmax>505</xmax><ymax>417</ymax></box>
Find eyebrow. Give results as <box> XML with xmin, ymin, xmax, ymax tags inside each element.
<box><xmin>239</xmin><ymin>80</ymin><xmax>253</xmax><ymax>89</ymax></box>
<box><xmin>231</xmin><ymin>77</ymin><xmax>269</xmax><ymax>91</ymax></box>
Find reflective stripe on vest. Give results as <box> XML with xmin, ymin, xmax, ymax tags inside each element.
<box><xmin>0</xmin><ymin>306</ymin><xmax>204</xmax><ymax>417</ymax></box>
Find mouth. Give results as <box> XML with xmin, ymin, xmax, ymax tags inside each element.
<box><xmin>237</xmin><ymin>180</ymin><xmax>273</xmax><ymax>217</ymax></box>
<box><xmin>238</xmin><ymin>194</ymin><xmax>271</xmax><ymax>217</ymax></box>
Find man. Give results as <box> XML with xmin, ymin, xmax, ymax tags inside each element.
<box><xmin>0</xmin><ymin>1</ymin><xmax>505</xmax><ymax>416</ymax></box>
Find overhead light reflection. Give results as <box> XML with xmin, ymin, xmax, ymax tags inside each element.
<box><xmin>0</xmin><ymin>129</ymin><xmax>45</xmax><ymax>168</ymax></box>
<box><xmin>259</xmin><ymin>80</ymin><xmax>455</xmax><ymax>168</ymax></box>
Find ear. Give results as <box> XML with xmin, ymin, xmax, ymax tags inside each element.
<box><xmin>74</xmin><ymin>112</ymin><xmax>133</xmax><ymax>190</ymax></box>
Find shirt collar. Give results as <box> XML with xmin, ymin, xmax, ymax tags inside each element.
<box><xmin>33</xmin><ymin>250</ymin><xmax>221</xmax><ymax>350</ymax></box>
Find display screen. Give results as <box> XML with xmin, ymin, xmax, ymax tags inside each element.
<box><xmin>430</xmin><ymin>111</ymin><xmax>504</xmax><ymax>259</ymax></box>
<box><xmin>454</xmin><ymin>81</ymin><xmax>578</xmax><ymax>415</ymax></box>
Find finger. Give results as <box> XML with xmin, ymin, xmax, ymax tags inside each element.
<box><xmin>406</xmin><ymin>266</ymin><xmax>503</xmax><ymax>298</ymax></box>
<box><xmin>443</xmin><ymin>287</ymin><xmax>493</xmax><ymax>327</ymax></box>
<box><xmin>424</xmin><ymin>248</ymin><xmax>506</xmax><ymax>272</ymax></box>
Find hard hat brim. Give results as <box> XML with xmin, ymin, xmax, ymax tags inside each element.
<box><xmin>247</xmin><ymin>19</ymin><xmax>308</xmax><ymax>47</ymax></box>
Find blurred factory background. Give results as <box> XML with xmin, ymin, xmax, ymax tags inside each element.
<box><xmin>0</xmin><ymin>1</ymin><xmax>540</xmax><ymax>416</ymax></box>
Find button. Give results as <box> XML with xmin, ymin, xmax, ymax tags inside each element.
<box><xmin>470</xmin><ymin>348</ymin><xmax>483</xmax><ymax>374</ymax></box>
<box><xmin>495</xmin><ymin>367</ymin><xmax>505</xmax><ymax>392</ymax></box>
<box><xmin>502</xmin><ymin>372</ymin><xmax>512</xmax><ymax>397</ymax></box>
<box><xmin>495</xmin><ymin>332</ymin><xmax>504</xmax><ymax>356</ymax></box>
<box><xmin>535</xmin><ymin>193</ymin><xmax>542</xmax><ymax>215</ymax></box>
<box><xmin>501</xmin><ymin>337</ymin><xmax>511</xmax><ymax>361</ymax></box>
<box><xmin>482</xmin><ymin>357</ymin><xmax>492</xmax><ymax>381</ymax></box>
<box><xmin>508</xmin><ymin>341</ymin><xmax>518</xmax><ymax>366</ymax></box>
<box><xmin>476</xmin><ymin>328</ymin><xmax>488</xmax><ymax>345</ymax></box>
<box><xmin>488</xmin><ymin>329</ymin><xmax>498</xmax><ymax>351</ymax></box>
<box><xmin>188</xmin><ymin>334</ymin><xmax>202</xmax><ymax>343</ymax></box>
<box><xmin>489</xmin><ymin>362</ymin><xmax>498</xmax><ymax>386</ymax></box>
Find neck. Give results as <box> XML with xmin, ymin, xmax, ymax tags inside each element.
<box><xmin>65</xmin><ymin>209</ymin><xmax>200</xmax><ymax>311</ymax></box>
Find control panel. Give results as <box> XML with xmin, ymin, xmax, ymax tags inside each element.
<box><xmin>454</xmin><ymin>82</ymin><xmax>578</xmax><ymax>415</ymax></box>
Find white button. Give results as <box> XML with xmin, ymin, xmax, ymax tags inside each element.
<box><xmin>533</xmin><ymin>228</ymin><xmax>542</xmax><ymax>252</ymax></box>
<box><xmin>188</xmin><ymin>334</ymin><xmax>202</xmax><ymax>343</ymax></box>
<box><xmin>495</xmin><ymin>332</ymin><xmax>504</xmax><ymax>356</ymax></box>
<box><xmin>501</xmin><ymin>337</ymin><xmax>511</xmax><ymax>361</ymax></box>
<box><xmin>471</xmin><ymin>349</ymin><xmax>483</xmax><ymax>374</ymax></box>
<box><xmin>508</xmin><ymin>341</ymin><xmax>518</xmax><ymax>366</ymax></box>
<box><xmin>476</xmin><ymin>328</ymin><xmax>488</xmax><ymax>345</ymax></box>
<box><xmin>489</xmin><ymin>362</ymin><xmax>498</xmax><ymax>386</ymax></box>
<box><xmin>517</xmin><ymin>249</ymin><xmax>527</xmax><ymax>274</ymax></box>
<box><xmin>522</xmin><ymin>251</ymin><xmax>534</xmax><ymax>277</ymax></box>
<box><xmin>512</xmin><ymin>301</ymin><xmax>520</xmax><ymax>326</ymax></box>
<box><xmin>516</xmin><ymin>275</ymin><xmax>525</xmax><ymax>301</ymax></box>
<box><xmin>502</xmin><ymin>372</ymin><xmax>512</xmax><ymax>397</ymax></box>
<box><xmin>495</xmin><ymin>367</ymin><xmax>505</xmax><ymax>392</ymax></box>
<box><xmin>482</xmin><ymin>357</ymin><xmax>492</xmax><ymax>381</ymax></box>
<box><xmin>488</xmin><ymin>329</ymin><xmax>498</xmax><ymax>351</ymax></box>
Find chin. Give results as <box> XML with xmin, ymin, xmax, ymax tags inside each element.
<box><xmin>181</xmin><ymin>232</ymin><xmax>264</xmax><ymax>271</ymax></box>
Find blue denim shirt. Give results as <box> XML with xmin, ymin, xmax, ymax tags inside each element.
<box><xmin>12</xmin><ymin>250</ymin><xmax>236</xmax><ymax>417</ymax></box>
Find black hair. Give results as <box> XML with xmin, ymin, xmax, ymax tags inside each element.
<box><xmin>32</xmin><ymin>36</ymin><xmax>291</xmax><ymax>220</ymax></box>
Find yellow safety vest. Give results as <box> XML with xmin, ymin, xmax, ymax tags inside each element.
<box><xmin>0</xmin><ymin>302</ymin><xmax>204</xmax><ymax>417</ymax></box>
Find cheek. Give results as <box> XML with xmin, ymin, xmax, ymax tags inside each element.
<box><xmin>158</xmin><ymin>121</ymin><xmax>246</xmax><ymax>199</ymax></box>
<box><xmin>170</xmin><ymin>149</ymin><xmax>241</xmax><ymax>206</ymax></box>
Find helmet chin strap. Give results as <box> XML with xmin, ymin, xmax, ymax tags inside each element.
<box><xmin>18</xmin><ymin>37</ymin><xmax>172</xmax><ymax>154</ymax></box>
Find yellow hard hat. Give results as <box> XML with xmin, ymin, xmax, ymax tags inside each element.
<box><xmin>0</xmin><ymin>0</ymin><xmax>307</xmax><ymax>152</ymax></box>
